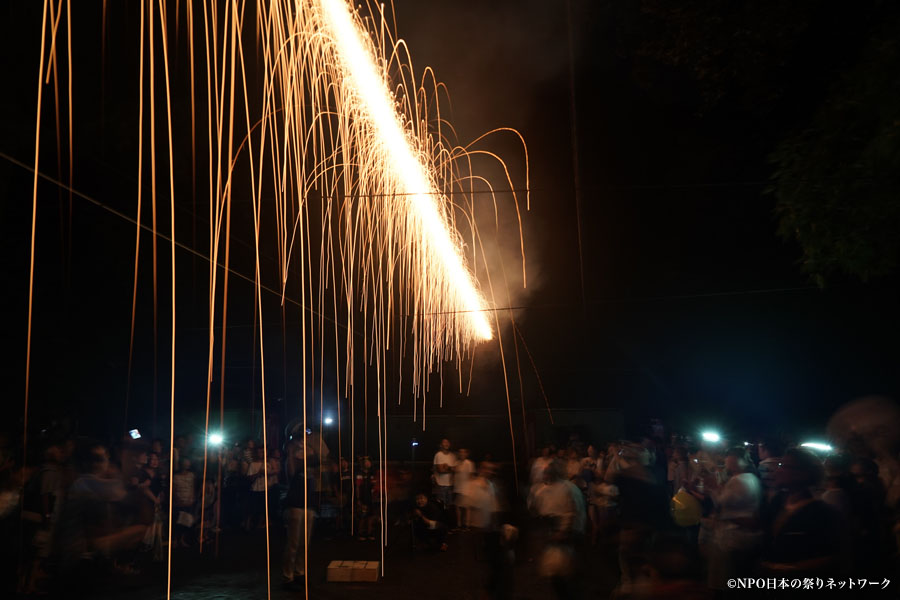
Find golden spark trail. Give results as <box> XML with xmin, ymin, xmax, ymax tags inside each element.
<box><xmin>317</xmin><ymin>0</ymin><xmax>492</xmax><ymax>342</ymax></box>
<box><xmin>24</xmin><ymin>0</ymin><xmax>51</xmax><ymax>509</ymax></box>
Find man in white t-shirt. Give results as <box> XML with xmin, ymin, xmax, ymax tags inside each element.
<box><xmin>433</xmin><ymin>438</ymin><xmax>457</xmax><ymax>509</ymax></box>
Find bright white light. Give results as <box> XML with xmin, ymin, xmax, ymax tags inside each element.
<box><xmin>743</xmin><ymin>441</ymin><xmax>750</xmax><ymax>446</ymax></box>
<box><xmin>209</xmin><ymin>433</ymin><xmax>224</xmax><ymax>446</ymax></box>
<box><xmin>324</xmin><ymin>417</ymin><xmax>334</xmax><ymax>425</ymax></box>
<box><xmin>801</xmin><ymin>442</ymin><xmax>833</xmax><ymax>453</ymax></box>
<box><xmin>701</xmin><ymin>431</ymin><xmax>721</xmax><ymax>443</ymax></box>
<box><xmin>318</xmin><ymin>0</ymin><xmax>493</xmax><ymax>341</ymax></box>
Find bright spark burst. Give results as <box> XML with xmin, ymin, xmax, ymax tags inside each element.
<box><xmin>318</xmin><ymin>0</ymin><xmax>493</xmax><ymax>341</ymax></box>
<box><xmin>254</xmin><ymin>0</ymin><xmax>523</xmax><ymax>397</ymax></box>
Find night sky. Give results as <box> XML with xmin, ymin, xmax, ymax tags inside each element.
<box><xmin>2</xmin><ymin>1</ymin><xmax>899</xmax><ymax>452</ymax></box>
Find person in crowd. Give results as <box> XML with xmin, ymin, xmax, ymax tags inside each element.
<box><xmin>603</xmin><ymin>442</ymin><xmax>629</xmax><ymax>482</ymax></box>
<box><xmin>22</xmin><ymin>439</ymin><xmax>69</xmax><ymax>593</ymax></box>
<box><xmin>609</xmin><ymin>442</ymin><xmax>669</xmax><ymax>596</ymax></box>
<box><xmin>849</xmin><ymin>456</ymin><xmax>893</xmax><ymax>572</ymax></box>
<box><xmin>338</xmin><ymin>456</ymin><xmax>352</xmax><ymax>532</ymax></box>
<box><xmin>530</xmin><ymin>459</ymin><xmax>586</xmax><ymax>600</ymax></box>
<box><xmin>268</xmin><ymin>447</ymin><xmax>284</xmax><ymax>486</ymax></box>
<box><xmin>265</xmin><ymin>447</ymin><xmax>281</xmax><ymax>514</ymax></box>
<box><xmin>144</xmin><ymin>452</ymin><xmax>163</xmax><ymax>500</ymax></box>
<box><xmin>564</xmin><ymin>447</ymin><xmax>582</xmax><ymax>486</ymax></box>
<box><xmin>138</xmin><ymin>451</ymin><xmax>165</xmax><ymax>558</ymax></box>
<box><xmin>244</xmin><ymin>446</ymin><xmax>268</xmax><ymax>531</ymax></box>
<box><xmin>530</xmin><ymin>445</ymin><xmax>553</xmax><ymax>490</ymax></box>
<box><xmin>468</xmin><ymin>462</ymin><xmax>514</xmax><ymax>600</ymax></box>
<box><xmin>580</xmin><ymin>445</ymin><xmax>599</xmax><ymax>487</ymax></box>
<box><xmin>172</xmin><ymin>435</ymin><xmax>187</xmax><ymax>467</ymax></box>
<box><xmin>355</xmin><ymin>456</ymin><xmax>380</xmax><ymax>541</ymax></box>
<box><xmin>587</xmin><ymin>459</ymin><xmax>617</xmax><ymax>546</ymax></box>
<box><xmin>150</xmin><ymin>438</ymin><xmax>163</xmax><ymax>456</ymax></box>
<box><xmin>199</xmin><ymin>469</ymin><xmax>217</xmax><ymax>543</ymax></box>
<box><xmin>467</xmin><ymin>461</ymin><xmax>500</xmax><ymax>532</ymax></box>
<box><xmin>821</xmin><ymin>453</ymin><xmax>854</xmax><ymax>519</ymax></box>
<box><xmin>760</xmin><ymin>447</ymin><xmax>846</xmax><ymax>578</ymax></box>
<box><xmin>55</xmin><ymin>442</ymin><xmax>146</xmax><ymax>588</ymax></box>
<box><xmin>126</xmin><ymin>447</ymin><xmax>157</xmax><ymax>527</ymax></box>
<box><xmin>314</xmin><ymin>455</ymin><xmax>340</xmax><ymax>536</ymax></box>
<box><xmin>642</xmin><ymin>435</ymin><xmax>668</xmax><ymax>487</ymax></box>
<box><xmin>222</xmin><ymin>443</ymin><xmax>245</xmax><ymax>529</ymax></box>
<box><xmin>172</xmin><ymin>457</ymin><xmax>197</xmax><ymax>547</ymax></box>
<box><xmin>705</xmin><ymin>446</ymin><xmax>763</xmax><ymax>591</ymax></box>
<box><xmin>432</xmin><ymin>438</ymin><xmax>457</xmax><ymax>511</ymax></box>
<box><xmin>667</xmin><ymin>446</ymin><xmax>689</xmax><ymax>497</ymax></box>
<box><xmin>281</xmin><ymin>442</ymin><xmax>316</xmax><ymax>588</ymax></box>
<box><xmin>242</xmin><ymin>438</ymin><xmax>257</xmax><ymax>467</ymax></box>
<box><xmin>757</xmin><ymin>437</ymin><xmax>785</xmax><ymax>501</ymax></box>
<box><xmin>453</xmin><ymin>447</ymin><xmax>475</xmax><ymax>530</ymax></box>
<box><xmin>38</xmin><ymin>439</ymin><xmax>69</xmax><ymax>542</ymax></box>
<box><xmin>412</xmin><ymin>492</ymin><xmax>448</xmax><ymax>551</ymax></box>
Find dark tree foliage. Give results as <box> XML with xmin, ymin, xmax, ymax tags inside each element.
<box><xmin>606</xmin><ymin>0</ymin><xmax>900</xmax><ymax>284</ymax></box>
<box><xmin>770</xmin><ymin>30</ymin><xmax>900</xmax><ymax>285</ymax></box>
<box><xmin>612</xmin><ymin>0</ymin><xmax>848</xmax><ymax>117</ymax></box>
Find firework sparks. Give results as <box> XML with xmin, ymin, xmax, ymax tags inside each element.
<box><xmin>25</xmin><ymin>1</ymin><xmax>528</xmax><ymax>597</ymax></box>
<box><xmin>317</xmin><ymin>0</ymin><xmax>492</xmax><ymax>341</ymax></box>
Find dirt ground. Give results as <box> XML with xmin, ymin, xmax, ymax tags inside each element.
<box><xmin>77</xmin><ymin>518</ymin><xmax>620</xmax><ymax>600</ymax></box>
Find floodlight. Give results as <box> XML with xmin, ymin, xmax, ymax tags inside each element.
<box><xmin>209</xmin><ymin>433</ymin><xmax>224</xmax><ymax>446</ymax></box>
<box><xmin>800</xmin><ymin>442</ymin><xmax>833</xmax><ymax>453</ymax></box>
<box><xmin>701</xmin><ymin>431</ymin><xmax>721</xmax><ymax>443</ymax></box>
<box><xmin>324</xmin><ymin>417</ymin><xmax>334</xmax><ymax>425</ymax></box>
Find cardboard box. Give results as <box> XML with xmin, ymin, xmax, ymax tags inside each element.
<box><xmin>348</xmin><ymin>561</ymin><xmax>367</xmax><ymax>582</ymax></box>
<box><xmin>355</xmin><ymin>561</ymin><xmax>379</xmax><ymax>582</ymax></box>
<box><xmin>328</xmin><ymin>559</ymin><xmax>379</xmax><ymax>582</ymax></box>
<box><xmin>326</xmin><ymin>560</ymin><xmax>353</xmax><ymax>582</ymax></box>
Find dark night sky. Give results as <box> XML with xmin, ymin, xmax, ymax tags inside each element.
<box><xmin>1</xmin><ymin>1</ymin><xmax>899</xmax><ymax>450</ymax></box>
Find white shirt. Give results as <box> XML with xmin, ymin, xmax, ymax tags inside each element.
<box><xmin>530</xmin><ymin>456</ymin><xmax>552</xmax><ymax>485</ymax></box>
<box><xmin>532</xmin><ymin>479</ymin><xmax>586</xmax><ymax>534</ymax></box>
<box><xmin>714</xmin><ymin>472</ymin><xmax>761</xmax><ymax>521</ymax></box>
<box><xmin>466</xmin><ymin>476</ymin><xmax>498</xmax><ymax>529</ymax></box>
<box><xmin>433</xmin><ymin>450</ymin><xmax>457</xmax><ymax>487</ymax></box>
<box><xmin>454</xmin><ymin>459</ymin><xmax>475</xmax><ymax>493</ymax></box>
<box><xmin>247</xmin><ymin>460</ymin><xmax>267</xmax><ymax>492</ymax></box>
<box><xmin>172</xmin><ymin>471</ymin><xmax>195</xmax><ymax>507</ymax></box>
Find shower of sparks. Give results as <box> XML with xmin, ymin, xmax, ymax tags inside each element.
<box><xmin>317</xmin><ymin>0</ymin><xmax>493</xmax><ymax>341</ymax></box>
<box><xmin>253</xmin><ymin>0</ymin><xmax>517</xmax><ymax>398</ymax></box>
<box><xmin>26</xmin><ymin>1</ymin><xmax>528</xmax><ymax>598</ymax></box>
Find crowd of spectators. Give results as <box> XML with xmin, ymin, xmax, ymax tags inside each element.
<box><xmin>0</xmin><ymin>427</ymin><xmax>406</xmax><ymax>595</ymax></box>
<box><xmin>518</xmin><ymin>430</ymin><xmax>900</xmax><ymax>598</ymax></box>
<box><xmin>2</xmin><ymin>409</ymin><xmax>899</xmax><ymax>599</ymax></box>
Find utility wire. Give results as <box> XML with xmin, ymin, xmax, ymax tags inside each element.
<box><xmin>0</xmin><ymin>151</ymin><xmax>823</xmax><ymax>325</ymax></box>
<box><xmin>0</xmin><ymin>150</ymin><xmax>357</xmax><ymax>336</ymax></box>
